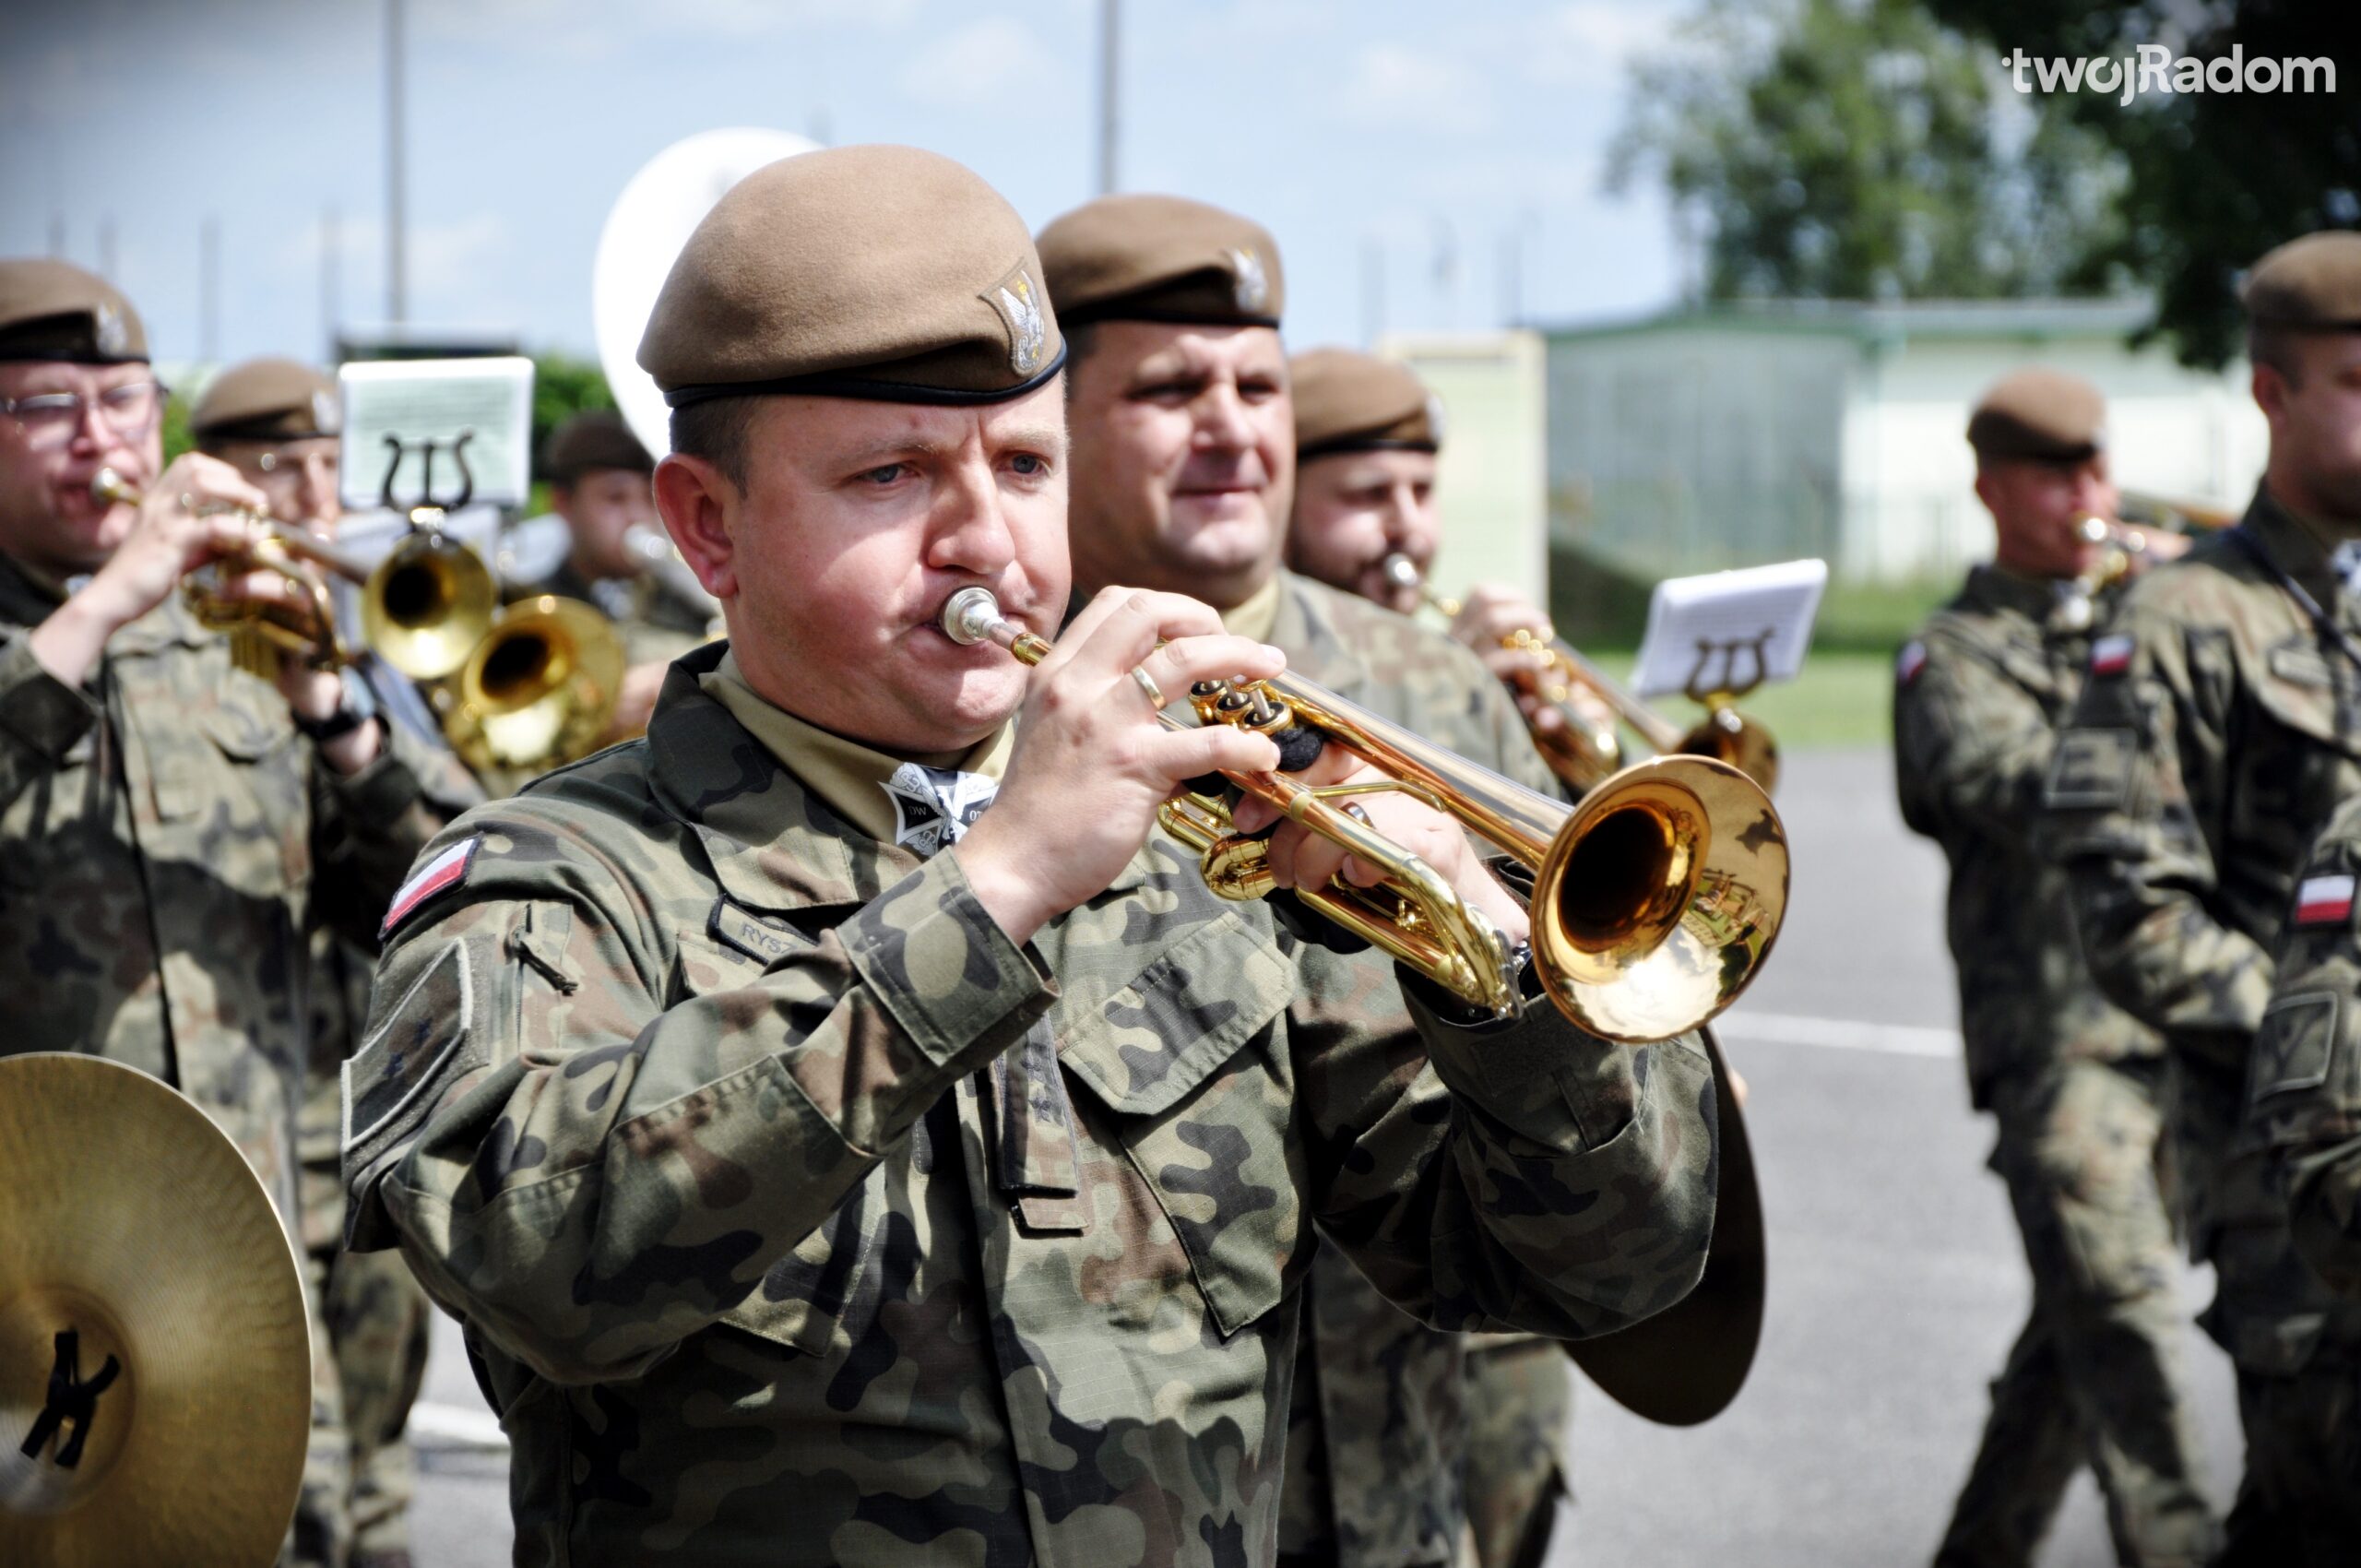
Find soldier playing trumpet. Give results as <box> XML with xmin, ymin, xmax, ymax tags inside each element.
<box><xmin>0</xmin><ymin>258</ymin><xmax>445</xmax><ymax>1568</ymax></box>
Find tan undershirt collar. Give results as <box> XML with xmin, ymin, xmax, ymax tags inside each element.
<box><xmin>699</xmin><ymin>649</ymin><xmax>1010</xmax><ymax>845</ymax></box>
<box><xmin>1218</xmin><ymin>572</ymin><xmax>1284</xmax><ymax>642</ymax></box>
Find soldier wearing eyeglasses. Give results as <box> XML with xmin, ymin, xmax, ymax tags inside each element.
<box><xmin>0</xmin><ymin>258</ymin><xmax>445</xmax><ymax>1568</ymax></box>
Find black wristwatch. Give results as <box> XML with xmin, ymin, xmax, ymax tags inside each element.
<box><xmin>292</xmin><ymin>668</ymin><xmax>379</xmax><ymax>744</ymax></box>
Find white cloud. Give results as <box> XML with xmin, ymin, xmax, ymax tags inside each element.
<box><xmin>1520</xmin><ymin>0</ymin><xmax>1683</xmax><ymax>88</ymax></box>
<box><xmin>1331</xmin><ymin>42</ymin><xmax>1495</xmax><ymax>137</ymax></box>
<box><xmin>897</xmin><ymin>17</ymin><xmax>1062</xmax><ymax>113</ymax></box>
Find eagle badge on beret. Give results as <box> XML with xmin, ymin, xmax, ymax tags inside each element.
<box><xmin>312</xmin><ymin>387</ymin><xmax>343</xmax><ymax>435</ymax></box>
<box><xmin>1424</xmin><ymin>392</ymin><xmax>1447</xmax><ymax>444</ymax></box>
<box><xmin>1226</xmin><ymin>246</ymin><xmax>1269</xmax><ymax>314</ymax></box>
<box><xmin>987</xmin><ymin>266</ymin><xmax>1049</xmax><ymax>376</ymax></box>
<box><xmin>94</xmin><ymin>301</ymin><xmax>127</xmax><ymax>357</ymax></box>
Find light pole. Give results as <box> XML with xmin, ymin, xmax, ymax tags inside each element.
<box><xmin>1097</xmin><ymin>0</ymin><xmax>1120</xmax><ymax>196</ymax></box>
<box><xmin>386</xmin><ymin>0</ymin><xmax>408</xmax><ymax>327</ymax></box>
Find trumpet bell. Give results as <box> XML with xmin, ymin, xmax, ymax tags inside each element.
<box><xmin>362</xmin><ymin>533</ymin><xmax>499</xmax><ymax>681</ymax></box>
<box><xmin>1532</xmin><ymin>757</ymin><xmax>1787</xmax><ymax>1044</ymax></box>
<box><xmin>445</xmin><ymin>595</ymin><xmax>626</xmax><ymax>771</ymax></box>
<box><xmin>1675</xmin><ymin>708</ymin><xmax>1781</xmax><ymax>795</ymax></box>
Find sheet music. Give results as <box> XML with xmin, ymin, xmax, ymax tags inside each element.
<box><xmin>1631</xmin><ymin>559</ymin><xmax>1828</xmax><ymax>700</ymax></box>
<box><xmin>338</xmin><ymin>357</ymin><xmax>537</xmax><ymax>510</ymax></box>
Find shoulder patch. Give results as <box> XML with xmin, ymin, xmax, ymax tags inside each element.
<box><xmin>381</xmin><ymin>837</ymin><xmax>481</xmax><ymax>939</ymax></box>
<box><xmin>2296</xmin><ymin>874</ymin><xmax>2357</xmax><ymax>928</ymax></box>
<box><xmin>341</xmin><ymin>940</ymin><xmax>474</xmax><ymax>1162</ymax></box>
<box><xmin>2045</xmin><ymin>727</ymin><xmax>2138</xmax><ymax>810</ymax></box>
<box><xmin>2248</xmin><ymin>991</ymin><xmax>2338</xmax><ymax>1107</ymax></box>
<box><xmin>2089</xmin><ymin>634</ymin><xmax>2134</xmax><ymax>677</ymax></box>
<box><xmin>1896</xmin><ymin>640</ymin><xmax>1928</xmax><ymax>685</ymax></box>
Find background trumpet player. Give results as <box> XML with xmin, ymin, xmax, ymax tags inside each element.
<box><xmin>1284</xmin><ymin>345</ymin><xmax>1621</xmax><ymax>800</ymax></box>
<box><xmin>0</xmin><ymin>257</ymin><xmax>445</xmax><ymax>1568</ymax></box>
<box><xmin>1037</xmin><ymin>201</ymin><xmax>1581</xmax><ymax>1568</ymax></box>
<box><xmin>193</xmin><ymin>354</ymin><xmax>483</xmax><ymax>1568</ymax></box>
<box><xmin>1893</xmin><ymin>367</ymin><xmax>2217</xmax><ymax>1568</ymax></box>
<box><xmin>515</xmin><ymin>409</ymin><xmax>713</xmax><ymax>740</ymax></box>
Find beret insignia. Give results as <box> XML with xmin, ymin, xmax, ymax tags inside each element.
<box><xmin>94</xmin><ymin>302</ymin><xmax>127</xmax><ymax>358</ymax></box>
<box><xmin>312</xmin><ymin>387</ymin><xmax>342</xmax><ymax>436</ymax></box>
<box><xmin>1226</xmin><ymin>246</ymin><xmax>1269</xmax><ymax>315</ymax></box>
<box><xmin>986</xmin><ymin>266</ymin><xmax>1049</xmax><ymax>376</ymax></box>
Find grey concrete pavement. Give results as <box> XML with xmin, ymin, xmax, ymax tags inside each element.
<box><xmin>397</xmin><ymin>747</ymin><xmax>2246</xmax><ymax>1566</ymax></box>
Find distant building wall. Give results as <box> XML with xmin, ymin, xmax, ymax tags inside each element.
<box><xmin>1543</xmin><ymin>302</ymin><xmax>2268</xmax><ymax>585</ymax></box>
<box><xmin>1376</xmin><ymin>330</ymin><xmax>1548</xmax><ymax>599</ymax></box>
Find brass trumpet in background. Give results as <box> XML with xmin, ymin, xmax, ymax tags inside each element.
<box><xmin>439</xmin><ymin>595</ymin><xmax>628</xmax><ymax>774</ymax></box>
<box><xmin>942</xmin><ymin>587</ymin><xmax>1788</xmax><ymax>1041</ymax></box>
<box><xmin>1382</xmin><ymin>553</ymin><xmax>1782</xmax><ymax>794</ymax></box>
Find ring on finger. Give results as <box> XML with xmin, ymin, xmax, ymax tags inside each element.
<box><xmin>1130</xmin><ymin>664</ymin><xmax>1168</xmax><ymax>710</ymax></box>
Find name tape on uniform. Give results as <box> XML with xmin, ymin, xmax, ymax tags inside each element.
<box><xmin>2090</xmin><ymin>634</ymin><xmax>2134</xmax><ymax>677</ymax></box>
<box><xmin>381</xmin><ymin>837</ymin><xmax>482</xmax><ymax>938</ymax></box>
<box><xmin>2295</xmin><ymin>873</ymin><xmax>2356</xmax><ymax>927</ymax></box>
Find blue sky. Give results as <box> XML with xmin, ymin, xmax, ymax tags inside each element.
<box><xmin>1</xmin><ymin>0</ymin><xmax>1691</xmax><ymax>370</ymax></box>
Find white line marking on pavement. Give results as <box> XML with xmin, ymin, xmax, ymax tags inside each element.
<box><xmin>411</xmin><ymin>1401</ymin><xmax>510</xmax><ymax>1449</ymax></box>
<box><xmin>1714</xmin><ymin>1010</ymin><xmax>1963</xmax><ymax>1058</ymax></box>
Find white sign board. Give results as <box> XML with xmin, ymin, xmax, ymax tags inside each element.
<box><xmin>338</xmin><ymin>357</ymin><xmax>536</xmax><ymax>511</ymax></box>
<box><xmin>1631</xmin><ymin>559</ymin><xmax>1828</xmax><ymax>700</ymax></box>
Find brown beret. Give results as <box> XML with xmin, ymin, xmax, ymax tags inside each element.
<box><xmin>1038</xmin><ymin>194</ymin><xmax>1284</xmax><ymax>329</ymax></box>
<box><xmin>1966</xmin><ymin>368</ymin><xmax>2106</xmax><ymax>463</ymax></box>
<box><xmin>639</xmin><ymin>145</ymin><xmax>1062</xmax><ymax>409</ymax></box>
<box><xmin>2244</xmin><ymin>231</ymin><xmax>2361</xmax><ymax>332</ymax></box>
<box><xmin>544</xmin><ymin>410</ymin><xmax>652</xmax><ymax>483</ymax></box>
<box><xmin>0</xmin><ymin>257</ymin><xmax>148</xmax><ymax>364</ymax></box>
<box><xmin>192</xmin><ymin>358</ymin><xmax>340</xmax><ymax>444</ymax></box>
<box><xmin>1291</xmin><ymin>349</ymin><xmax>1440</xmax><ymax>458</ymax></box>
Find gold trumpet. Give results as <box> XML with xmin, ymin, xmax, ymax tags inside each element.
<box><xmin>91</xmin><ymin>465</ymin><xmax>499</xmax><ymax>682</ymax></box>
<box><xmin>941</xmin><ymin>587</ymin><xmax>1788</xmax><ymax>1041</ymax></box>
<box><xmin>1383</xmin><ymin>553</ymin><xmax>1782</xmax><ymax>794</ymax></box>
<box><xmin>439</xmin><ymin>595</ymin><xmax>627</xmax><ymax>774</ymax></box>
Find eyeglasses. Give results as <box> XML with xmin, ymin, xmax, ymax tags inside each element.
<box><xmin>0</xmin><ymin>381</ymin><xmax>168</xmax><ymax>450</ymax></box>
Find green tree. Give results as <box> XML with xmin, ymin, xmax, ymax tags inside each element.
<box><xmin>530</xmin><ymin>350</ymin><xmax>616</xmax><ymax>480</ymax></box>
<box><xmin>1925</xmin><ymin>0</ymin><xmax>2359</xmax><ymax>366</ymax></box>
<box><xmin>1610</xmin><ymin>0</ymin><xmax>2128</xmax><ymax>302</ymax></box>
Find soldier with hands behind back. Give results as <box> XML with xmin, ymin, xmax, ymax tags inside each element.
<box><xmin>2040</xmin><ymin>232</ymin><xmax>2361</xmax><ymax>1566</ymax></box>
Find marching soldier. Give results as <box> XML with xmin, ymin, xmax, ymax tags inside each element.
<box><xmin>1895</xmin><ymin>369</ymin><xmax>2214</xmax><ymax>1568</ymax></box>
<box><xmin>1285</xmin><ymin>345</ymin><xmax>1613</xmax><ymax>788</ymax></box>
<box><xmin>340</xmin><ymin>146</ymin><xmax>1718</xmax><ymax>1567</ymax></box>
<box><xmin>2235</xmin><ymin>793</ymin><xmax>2361</xmax><ymax>1555</ymax></box>
<box><xmin>516</xmin><ymin>410</ymin><xmax>713</xmax><ymax>739</ymax></box>
<box><xmin>1035</xmin><ymin>201</ymin><xmax>1573</xmax><ymax>1568</ymax></box>
<box><xmin>194</xmin><ymin>356</ymin><xmax>482</xmax><ymax>1568</ymax></box>
<box><xmin>0</xmin><ymin>259</ymin><xmax>443</xmax><ymax>1567</ymax></box>
<box><xmin>2041</xmin><ymin>232</ymin><xmax>2361</xmax><ymax>1564</ymax></box>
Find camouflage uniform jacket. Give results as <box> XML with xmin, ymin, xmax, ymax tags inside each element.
<box><xmin>0</xmin><ymin>552</ymin><xmax>442</xmax><ymax>1223</ymax></box>
<box><xmin>1268</xmin><ymin>571</ymin><xmax>1567</xmax><ymax>1568</ymax></box>
<box><xmin>2248</xmin><ymin>792</ymin><xmax>2361</xmax><ymax>1332</ymax></box>
<box><xmin>1893</xmin><ymin>564</ymin><xmax>2162</xmax><ymax>1109</ymax></box>
<box><xmin>340</xmin><ymin>639</ymin><xmax>1717</xmax><ymax>1568</ymax></box>
<box><xmin>2040</xmin><ymin>486</ymin><xmax>2361</xmax><ymax>1369</ymax></box>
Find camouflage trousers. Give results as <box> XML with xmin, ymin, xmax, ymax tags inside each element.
<box><xmin>294</xmin><ymin>1108</ymin><xmax>433</xmax><ymax>1568</ymax></box>
<box><xmin>2210</xmin><ymin>1355</ymin><xmax>2361</xmax><ymax>1568</ymax></box>
<box><xmin>1935</xmin><ymin>1058</ymin><xmax>2218</xmax><ymax>1568</ymax></box>
<box><xmin>1461</xmin><ymin>1338</ymin><xmax>1570</xmax><ymax>1568</ymax></box>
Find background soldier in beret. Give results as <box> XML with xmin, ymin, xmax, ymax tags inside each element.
<box><xmin>516</xmin><ymin>409</ymin><xmax>714</xmax><ymax>739</ymax></box>
<box><xmin>0</xmin><ymin>258</ymin><xmax>445</xmax><ymax>1568</ymax></box>
<box><xmin>2041</xmin><ymin>231</ymin><xmax>2361</xmax><ymax>1565</ymax></box>
<box><xmin>1036</xmin><ymin>196</ymin><xmax>1580</xmax><ymax>1568</ymax></box>
<box><xmin>1282</xmin><ymin>342</ymin><xmax>1575</xmax><ymax>1568</ymax></box>
<box><xmin>2233</xmin><ymin>793</ymin><xmax>2361</xmax><ymax>1557</ymax></box>
<box><xmin>1895</xmin><ymin>368</ymin><xmax>2215</xmax><ymax>1568</ymax></box>
<box><xmin>341</xmin><ymin>146</ymin><xmax>1717</xmax><ymax>1568</ymax></box>
<box><xmin>194</xmin><ymin>356</ymin><xmax>483</xmax><ymax>1568</ymax></box>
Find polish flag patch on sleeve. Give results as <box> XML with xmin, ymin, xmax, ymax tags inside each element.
<box><xmin>2090</xmin><ymin>634</ymin><xmax>2134</xmax><ymax>676</ymax></box>
<box><xmin>2295</xmin><ymin>873</ymin><xmax>2356</xmax><ymax>927</ymax></box>
<box><xmin>381</xmin><ymin>837</ymin><xmax>482</xmax><ymax>939</ymax></box>
<box><xmin>1896</xmin><ymin>641</ymin><xmax>1928</xmax><ymax>685</ymax></box>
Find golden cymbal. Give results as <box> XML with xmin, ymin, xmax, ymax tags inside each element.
<box><xmin>0</xmin><ymin>1054</ymin><xmax>311</xmax><ymax>1568</ymax></box>
<box><xmin>1564</xmin><ymin>1027</ymin><xmax>1765</xmax><ymax>1425</ymax></box>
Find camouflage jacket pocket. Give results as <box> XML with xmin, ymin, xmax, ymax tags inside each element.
<box><xmin>1059</xmin><ymin>913</ymin><xmax>1303</xmax><ymax>1336</ymax></box>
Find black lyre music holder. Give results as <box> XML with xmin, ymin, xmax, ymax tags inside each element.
<box><xmin>1683</xmin><ymin>628</ymin><xmax>1776</xmax><ymax>705</ymax></box>
<box><xmin>376</xmin><ymin>430</ymin><xmax>477</xmax><ymax>532</ymax></box>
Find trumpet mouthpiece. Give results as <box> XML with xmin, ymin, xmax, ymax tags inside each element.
<box><xmin>91</xmin><ymin>466</ymin><xmax>138</xmax><ymax>507</ymax></box>
<box><xmin>1381</xmin><ymin>553</ymin><xmax>1422</xmax><ymax>590</ymax></box>
<box><xmin>940</xmin><ymin>586</ymin><xmax>1005</xmax><ymax>647</ymax></box>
